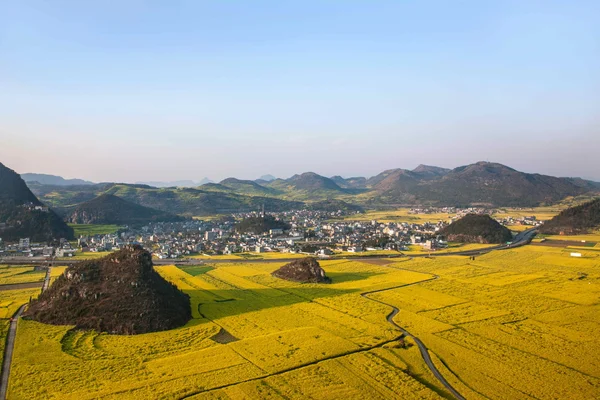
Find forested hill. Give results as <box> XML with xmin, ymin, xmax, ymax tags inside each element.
<box><xmin>0</xmin><ymin>162</ymin><xmax>74</xmax><ymax>242</ymax></box>
<box><xmin>539</xmin><ymin>198</ymin><xmax>600</xmax><ymax>235</ymax></box>
<box><xmin>68</xmin><ymin>194</ymin><xmax>186</xmax><ymax>225</ymax></box>
<box><xmin>439</xmin><ymin>214</ymin><xmax>513</xmax><ymax>244</ymax></box>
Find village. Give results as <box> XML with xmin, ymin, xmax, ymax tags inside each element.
<box><xmin>0</xmin><ymin>207</ymin><xmax>542</xmax><ymax>260</ymax></box>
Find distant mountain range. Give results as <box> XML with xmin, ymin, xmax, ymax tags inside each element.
<box><xmin>21</xmin><ymin>173</ymin><xmax>95</xmax><ymax>186</ymax></box>
<box><xmin>135</xmin><ymin>178</ymin><xmax>213</xmax><ymax>188</ymax></box>
<box><xmin>1</xmin><ymin>163</ymin><xmax>74</xmax><ymax>241</ymax></box>
<box><xmin>17</xmin><ymin>161</ymin><xmax>600</xmax><ymax>218</ymax></box>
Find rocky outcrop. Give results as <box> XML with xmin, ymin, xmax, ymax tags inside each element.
<box><xmin>272</xmin><ymin>258</ymin><xmax>331</xmax><ymax>283</ymax></box>
<box><xmin>23</xmin><ymin>246</ymin><xmax>191</xmax><ymax>334</ymax></box>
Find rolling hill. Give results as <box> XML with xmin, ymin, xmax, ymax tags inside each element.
<box><xmin>330</xmin><ymin>176</ymin><xmax>368</xmax><ymax>189</ymax></box>
<box><xmin>367</xmin><ymin>162</ymin><xmax>600</xmax><ymax>206</ymax></box>
<box><xmin>0</xmin><ymin>162</ymin><xmax>74</xmax><ymax>242</ymax></box>
<box><xmin>23</xmin><ymin>162</ymin><xmax>600</xmax><ymax>214</ymax></box>
<box><xmin>68</xmin><ymin>194</ymin><xmax>186</xmax><ymax>225</ymax></box>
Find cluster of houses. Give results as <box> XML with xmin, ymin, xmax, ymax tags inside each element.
<box><xmin>0</xmin><ymin>207</ymin><xmax>541</xmax><ymax>260</ymax></box>
<box><xmin>0</xmin><ymin>237</ymin><xmax>75</xmax><ymax>258</ymax></box>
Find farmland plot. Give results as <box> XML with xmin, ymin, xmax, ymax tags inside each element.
<box><xmin>7</xmin><ymin>248</ymin><xmax>600</xmax><ymax>399</ymax></box>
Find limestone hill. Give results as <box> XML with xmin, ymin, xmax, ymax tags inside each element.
<box><xmin>23</xmin><ymin>246</ymin><xmax>191</xmax><ymax>334</ymax></box>
<box><xmin>272</xmin><ymin>258</ymin><xmax>331</xmax><ymax>283</ymax></box>
<box><xmin>236</xmin><ymin>215</ymin><xmax>290</xmax><ymax>234</ymax></box>
<box><xmin>439</xmin><ymin>214</ymin><xmax>513</xmax><ymax>244</ymax></box>
<box><xmin>539</xmin><ymin>198</ymin><xmax>600</xmax><ymax>235</ymax></box>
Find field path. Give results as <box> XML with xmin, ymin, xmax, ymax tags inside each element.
<box><xmin>0</xmin><ymin>265</ymin><xmax>52</xmax><ymax>400</ymax></box>
<box><xmin>361</xmin><ymin>276</ymin><xmax>466</xmax><ymax>400</ymax></box>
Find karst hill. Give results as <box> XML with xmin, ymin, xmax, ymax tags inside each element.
<box><xmin>23</xmin><ymin>246</ymin><xmax>191</xmax><ymax>334</ymax></box>
<box><xmin>272</xmin><ymin>257</ymin><xmax>331</xmax><ymax>283</ymax></box>
<box><xmin>439</xmin><ymin>214</ymin><xmax>513</xmax><ymax>244</ymax></box>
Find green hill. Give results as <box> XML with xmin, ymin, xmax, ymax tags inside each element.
<box><xmin>539</xmin><ymin>198</ymin><xmax>600</xmax><ymax>235</ymax></box>
<box><xmin>68</xmin><ymin>194</ymin><xmax>185</xmax><ymax>225</ymax></box>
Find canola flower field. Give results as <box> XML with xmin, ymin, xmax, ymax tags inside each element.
<box><xmin>5</xmin><ymin>243</ymin><xmax>600</xmax><ymax>399</ymax></box>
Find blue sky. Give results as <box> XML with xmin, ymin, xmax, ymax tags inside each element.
<box><xmin>1</xmin><ymin>1</ymin><xmax>599</xmax><ymax>182</ymax></box>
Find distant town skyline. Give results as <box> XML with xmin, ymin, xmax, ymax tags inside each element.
<box><xmin>2</xmin><ymin>1</ymin><xmax>599</xmax><ymax>182</ymax></box>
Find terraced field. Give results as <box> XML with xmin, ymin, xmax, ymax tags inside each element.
<box><xmin>5</xmin><ymin>244</ymin><xmax>600</xmax><ymax>399</ymax></box>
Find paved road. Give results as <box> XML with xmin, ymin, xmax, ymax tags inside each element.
<box><xmin>356</xmin><ymin>229</ymin><xmax>537</xmax><ymax>400</ymax></box>
<box><xmin>361</xmin><ymin>278</ymin><xmax>466</xmax><ymax>400</ymax></box>
<box><xmin>0</xmin><ymin>266</ymin><xmax>51</xmax><ymax>400</ymax></box>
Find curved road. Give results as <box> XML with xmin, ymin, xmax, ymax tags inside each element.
<box><xmin>0</xmin><ymin>231</ymin><xmax>536</xmax><ymax>399</ymax></box>
<box><xmin>361</xmin><ymin>277</ymin><xmax>465</xmax><ymax>400</ymax></box>
<box><xmin>357</xmin><ymin>228</ymin><xmax>536</xmax><ymax>400</ymax></box>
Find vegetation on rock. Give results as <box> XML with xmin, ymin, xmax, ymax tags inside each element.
<box><xmin>439</xmin><ymin>214</ymin><xmax>513</xmax><ymax>244</ymax></box>
<box><xmin>23</xmin><ymin>245</ymin><xmax>191</xmax><ymax>334</ymax></box>
<box><xmin>236</xmin><ymin>215</ymin><xmax>289</xmax><ymax>234</ymax></box>
<box><xmin>272</xmin><ymin>257</ymin><xmax>331</xmax><ymax>283</ymax></box>
<box><xmin>0</xmin><ymin>162</ymin><xmax>74</xmax><ymax>242</ymax></box>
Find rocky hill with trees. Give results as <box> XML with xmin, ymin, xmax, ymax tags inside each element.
<box><xmin>272</xmin><ymin>258</ymin><xmax>331</xmax><ymax>283</ymax></box>
<box><xmin>236</xmin><ymin>215</ymin><xmax>289</xmax><ymax>234</ymax></box>
<box><xmin>24</xmin><ymin>246</ymin><xmax>191</xmax><ymax>334</ymax></box>
<box><xmin>439</xmin><ymin>214</ymin><xmax>513</xmax><ymax>244</ymax></box>
<box><xmin>539</xmin><ymin>198</ymin><xmax>600</xmax><ymax>235</ymax></box>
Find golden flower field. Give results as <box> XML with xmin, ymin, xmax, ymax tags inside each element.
<box><xmin>1</xmin><ymin>242</ymin><xmax>599</xmax><ymax>399</ymax></box>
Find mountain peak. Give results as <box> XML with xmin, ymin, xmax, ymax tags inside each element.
<box><xmin>412</xmin><ymin>164</ymin><xmax>450</xmax><ymax>175</ymax></box>
<box><xmin>259</xmin><ymin>174</ymin><xmax>276</xmax><ymax>182</ymax></box>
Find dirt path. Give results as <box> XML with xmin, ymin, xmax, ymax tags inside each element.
<box><xmin>0</xmin><ymin>266</ymin><xmax>51</xmax><ymax>400</ymax></box>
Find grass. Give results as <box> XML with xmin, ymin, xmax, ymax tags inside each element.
<box><xmin>7</xmin><ymin>245</ymin><xmax>600</xmax><ymax>399</ymax></box>
<box><xmin>68</xmin><ymin>224</ymin><xmax>121</xmax><ymax>237</ymax></box>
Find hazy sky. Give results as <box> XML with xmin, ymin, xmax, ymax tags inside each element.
<box><xmin>1</xmin><ymin>1</ymin><xmax>599</xmax><ymax>182</ymax></box>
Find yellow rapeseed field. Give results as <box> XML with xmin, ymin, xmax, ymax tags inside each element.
<box><xmin>7</xmin><ymin>244</ymin><xmax>600</xmax><ymax>399</ymax></box>
<box><xmin>0</xmin><ymin>266</ymin><xmax>45</xmax><ymax>285</ymax></box>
